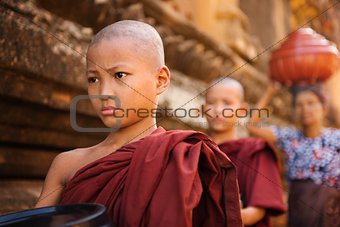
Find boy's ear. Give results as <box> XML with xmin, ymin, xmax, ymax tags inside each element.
<box><xmin>156</xmin><ymin>65</ymin><xmax>170</xmax><ymax>95</ymax></box>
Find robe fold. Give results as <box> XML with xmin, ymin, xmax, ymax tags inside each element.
<box><xmin>218</xmin><ymin>138</ymin><xmax>286</xmax><ymax>227</ymax></box>
<box><xmin>60</xmin><ymin>127</ymin><xmax>242</xmax><ymax>227</ymax></box>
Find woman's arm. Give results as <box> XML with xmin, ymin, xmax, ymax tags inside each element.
<box><xmin>247</xmin><ymin>81</ymin><xmax>281</xmax><ymax>145</ymax></box>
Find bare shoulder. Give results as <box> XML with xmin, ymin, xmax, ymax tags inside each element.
<box><xmin>35</xmin><ymin>146</ymin><xmax>97</xmax><ymax>207</ymax></box>
<box><xmin>48</xmin><ymin>149</ymin><xmax>78</xmax><ymax>184</ymax></box>
<box><xmin>53</xmin><ymin>147</ymin><xmax>94</xmax><ymax>184</ymax></box>
<box><xmin>54</xmin><ymin>148</ymin><xmax>87</xmax><ymax>165</ymax></box>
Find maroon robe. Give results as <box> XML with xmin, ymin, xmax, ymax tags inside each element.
<box><xmin>60</xmin><ymin>127</ymin><xmax>242</xmax><ymax>227</ymax></box>
<box><xmin>219</xmin><ymin>138</ymin><xmax>286</xmax><ymax>227</ymax></box>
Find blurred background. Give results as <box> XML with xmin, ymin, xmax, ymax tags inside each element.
<box><xmin>1</xmin><ymin>0</ymin><xmax>340</xmax><ymax>226</ymax></box>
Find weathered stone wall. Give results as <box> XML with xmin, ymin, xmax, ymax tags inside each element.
<box><xmin>240</xmin><ymin>0</ymin><xmax>292</xmax><ymax>73</ymax></box>
<box><xmin>0</xmin><ymin>0</ymin><xmax>99</xmax><ymax>214</ymax></box>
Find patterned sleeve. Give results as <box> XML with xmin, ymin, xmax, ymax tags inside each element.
<box><xmin>332</xmin><ymin>129</ymin><xmax>340</xmax><ymax>151</ymax></box>
<box><xmin>269</xmin><ymin>126</ymin><xmax>298</xmax><ymax>150</ymax></box>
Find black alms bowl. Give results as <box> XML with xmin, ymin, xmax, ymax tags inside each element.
<box><xmin>0</xmin><ymin>203</ymin><xmax>113</xmax><ymax>227</ymax></box>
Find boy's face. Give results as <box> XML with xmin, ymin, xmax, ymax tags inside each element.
<box><xmin>86</xmin><ymin>38</ymin><xmax>160</xmax><ymax>129</ymax></box>
<box><xmin>204</xmin><ymin>83</ymin><xmax>245</xmax><ymax>132</ymax></box>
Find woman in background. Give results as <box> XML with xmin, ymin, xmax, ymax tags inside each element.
<box><xmin>247</xmin><ymin>81</ymin><xmax>339</xmax><ymax>227</ymax></box>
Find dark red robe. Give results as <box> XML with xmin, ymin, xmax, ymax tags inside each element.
<box><xmin>218</xmin><ymin>138</ymin><xmax>286</xmax><ymax>227</ymax></box>
<box><xmin>60</xmin><ymin>127</ymin><xmax>242</xmax><ymax>227</ymax></box>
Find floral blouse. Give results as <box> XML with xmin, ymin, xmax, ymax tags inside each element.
<box><xmin>270</xmin><ymin>126</ymin><xmax>340</xmax><ymax>189</ymax></box>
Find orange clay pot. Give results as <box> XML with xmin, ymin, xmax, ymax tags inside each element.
<box><xmin>269</xmin><ymin>28</ymin><xmax>340</xmax><ymax>86</ymax></box>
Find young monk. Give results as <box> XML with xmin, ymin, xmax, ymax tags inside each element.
<box><xmin>204</xmin><ymin>78</ymin><xmax>286</xmax><ymax>227</ymax></box>
<box><xmin>35</xmin><ymin>20</ymin><xmax>242</xmax><ymax>227</ymax></box>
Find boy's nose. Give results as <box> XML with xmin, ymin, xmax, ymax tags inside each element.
<box><xmin>215</xmin><ymin>104</ymin><xmax>225</xmax><ymax>113</ymax></box>
<box><xmin>99</xmin><ymin>81</ymin><xmax>116</xmax><ymax>97</ymax></box>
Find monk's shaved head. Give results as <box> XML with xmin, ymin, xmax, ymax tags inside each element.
<box><xmin>88</xmin><ymin>20</ymin><xmax>165</xmax><ymax>67</ymax></box>
<box><xmin>207</xmin><ymin>78</ymin><xmax>245</xmax><ymax>101</ymax></box>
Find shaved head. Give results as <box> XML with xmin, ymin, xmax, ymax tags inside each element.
<box><xmin>89</xmin><ymin>20</ymin><xmax>165</xmax><ymax>67</ymax></box>
<box><xmin>207</xmin><ymin>78</ymin><xmax>244</xmax><ymax>101</ymax></box>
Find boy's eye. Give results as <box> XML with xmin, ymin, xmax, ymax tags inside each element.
<box><xmin>88</xmin><ymin>77</ymin><xmax>99</xmax><ymax>83</ymax></box>
<box><xmin>115</xmin><ymin>72</ymin><xmax>127</xmax><ymax>79</ymax></box>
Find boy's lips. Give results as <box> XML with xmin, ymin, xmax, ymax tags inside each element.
<box><xmin>101</xmin><ymin>106</ymin><xmax>118</xmax><ymax>116</ymax></box>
